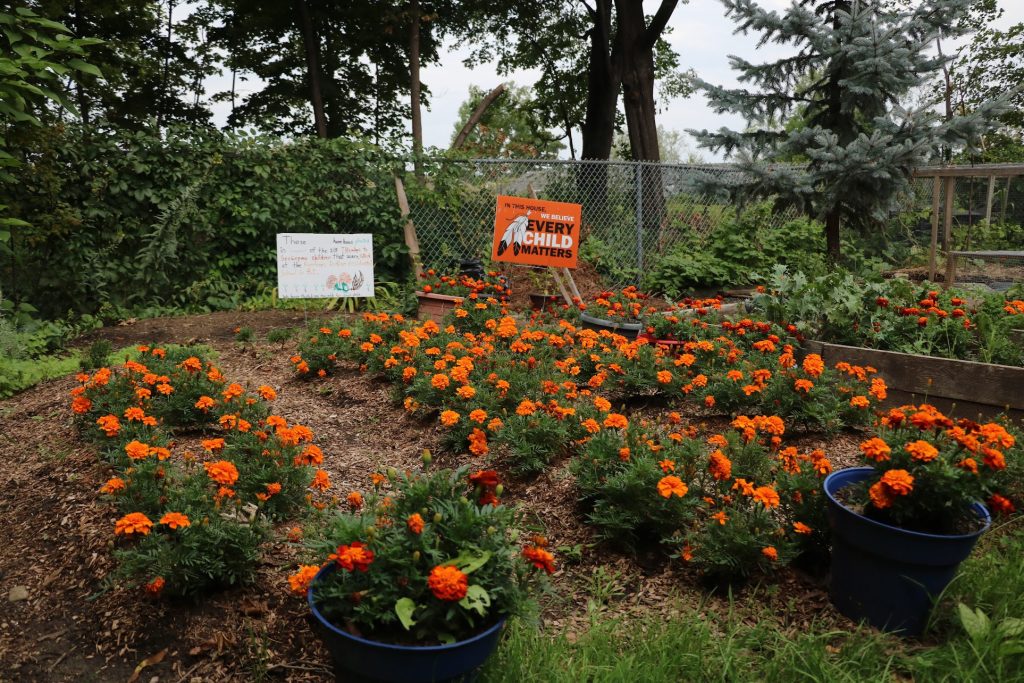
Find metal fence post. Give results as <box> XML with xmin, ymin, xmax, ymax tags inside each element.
<box><xmin>635</xmin><ymin>161</ymin><xmax>644</xmax><ymax>273</ymax></box>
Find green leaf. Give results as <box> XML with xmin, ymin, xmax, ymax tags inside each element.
<box><xmin>458</xmin><ymin>585</ymin><xmax>491</xmax><ymax>616</ymax></box>
<box><xmin>958</xmin><ymin>603</ymin><xmax>990</xmax><ymax>641</ymax></box>
<box><xmin>394</xmin><ymin>598</ymin><xmax>417</xmax><ymax>630</ymax></box>
<box><xmin>996</xmin><ymin>617</ymin><xmax>1024</xmax><ymax>640</ymax></box>
<box><xmin>447</xmin><ymin>550</ymin><xmax>491</xmax><ymax>574</ymax></box>
<box><xmin>437</xmin><ymin>632</ymin><xmax>456</xmax><ymax>645</ymax></box>
<box><xmin>67</xmin><ymin>58</ymin><xmax>101</xmax><ymax>78</ymax></box>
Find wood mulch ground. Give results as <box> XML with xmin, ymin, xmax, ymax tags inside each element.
<box><xmin>0</xmin><ymin>309</ymin><xmax>865</xmax><ymax>682</ymax></box>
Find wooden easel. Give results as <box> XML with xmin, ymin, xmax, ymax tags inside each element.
<box><xmin>526</xmin><ymin>183</ymin><xmax>582</xmax><ymax>307</ymax></box>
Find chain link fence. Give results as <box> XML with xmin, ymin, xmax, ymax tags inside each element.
<box><xmin>401</xmin><ymin>159</ymin><xmax>1024</xmax><ymax>291</ymax></box>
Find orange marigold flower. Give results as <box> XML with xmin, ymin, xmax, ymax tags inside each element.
<box><xmin>294</xmin><ymin>444</ymin><xmax>324</xmax><ymax>466</ymax></box>
<box><xmin>656</xmin><ymin>370</ymin><xmax>673</xmax><ymax>384</ymax></box>
<box><xmin>658</xmin><ymin>459</ymin><xmax>675</xmax><ymax>473</ymax></box>
<box><xmin>881</xmin><ymin>469</ymin><xmax>914</xmax><ymax>495</ymax></box>
<box><xmin>522</xmin><ymin>546</ymin><xmax>556</xmax><ymax>574</ymax></box>
<box><xmin>71</xmin><ymin>396</ymin><xmax>93</xmax><ymax>414</ymax></box>
<box><xmin>427</xmin><ymin>565</ymin><xmax>468</xmax><ymax>601</ymax></box>
<box><xmin>869</xmin><ymin>481</ymin><xmax>894</xmax><ymax>509</ymax></box>
<box><xmin>99</xmin><ymin>477</ymin><xmax>126</xmax><ymax>494</ymax></box>
<box><xmin>222</xmin><ymin>383</ymin><xmax>244</xmax><ymax>401</ymax></box>
<box><xmin>704</xmin><ymin>395</ymin><xmax>716</xmax><ymax>408</ymax></box>
<box><xmin>257</xmin><ymin>385</ymin><xmax>277</xmax><ymax>401</ymax></box>
<box><xmin>194</xmin><ymin>395</ymin><xmax>216</xmax><ymax>411</ymax></box>
<box><xmin>793</xmin><ymin>522</ymin><xmax>812</xmax><ymax>535</ymax></box>
<box><xmin>708</xmin><ymin>450</ymin><xmax>732</xmax><ymax>481</ymax></box>
<box><xmin>711</xmin><ymin>511</ymin><xmax>728</xmax><ymax>525</ymax></box>
<box><xmin>752</xmin><ymin>486</ymin><xmax>780</xmax><ymax>509</ymax></box>
<box><xmin>431</xmin><ymin>374</ymin><xmax>451</xmax><ymax>390</ymax></box>
<box><xmin>335</xmin><ymin>542</ymin><xmax>375</xmax><ymax>572</ymax></box>
<box><xmin>96</xmin><ymin>414</ymin><xmax>121</xmax><ymax>437</ymax></box>
<box><xmin>204</xmin><ymin>460</ymin><xmax>239</xmax><ymax>486</ymax></box>
<box><xmin>288</xmin><ymin>565</ymin><xmax>320</xmax><ymax>595</ymax></box>
<box><xmin>407</xmin><ymin>513</ymin><xmax>425</xmax><ymax>534</ymax></box>
<box><xmin>201</xmin><ymin>438</ymin><xmax>226</xmax><ymax>452</ymax></box>
<box><xmin>347</xmin><ymin>491</ymin><xmax>363</xmax><ymax>509</ymax></box>
<box><xmin>156</xmin><ymin>383</ymin><xmax>174</xmax><ymax>395</ymax></box>
<box><xmin>159</xmin><ymin>512</ymin><xmax>190</xmax><ymax>530</ymax></box>
<box><xmin>144</xmin><ymin>576</ymin><xmax>165</xmax><ymax>596</ymax></box>
<box><xmin>582</xmin><ymin>418</ymin><xmax>601</xmax><ymax>434</ymax></box>
<box><xmin>657</xmin><ymin>475</ymin><xmax>688</xmax><ymax>498</ymax></box>
<box><xmin>849</xmin><ymin>395</ymin><xmax>870</xmax><ymax>409</ymax></box>
<box><xmin>860</xmin><ymin>437</ymin><xmax>891</xmax><ymax>462</ymax></box>
<box><xmin>794</xmin><ymin>379</ymin><xmax>814</xmax><ymax>393</ymax></box>
<box><xmin>115</xmin><ymin>512</ymin><xmax>153</xmax><ymax>536</ymax></box>
<box><xmin>468</xmin><ymin>428</ymin><xmax>489</xmax><ymax>456</ymax></box>
<box><xmin>761</xmin><ymin>546</ymin><xmax>779</xmax><ymax>561</ymax></box>
<box><xmin>180</xmin><ymin>356</ymin><xmax>202</xmax><ymax>372</ymax></box>
<box><xmin>310</xmin><ymin>469</ymin><xmax>331</xmax><ymax>491</ymax></box>
<box><xmin>456</xmin><ymin>385</ymin><xmax>476</xmax><ymax>400</ymax></box>
<box><xmin>905</xmin><ymin>439</ymin><xmax>939</xmax><ymax>462</ymax></box>
<box><xmin>440</xmin><ymin>410</ymin><xmax>460</xmax><ymax>427</ymax></box>
<box><xmin>124</xmin><ymin>440</ymin><xmax>150</xmax><ymax>461</ymax></box>
<box><xmin>468</xmin><ymin>409</ymin><xmax>488</xmax><ymax>424</ymax></box>
<box><xmin>802</xmin><ymin>354</ymin><xmax>825</xmax><ymax>378</ymax></box>
<box><xmin>988</xmin><ymin>493</ymin><xmax>1016</xmax><ymax>515</ymax></box>
<box><xmin>516</xmin><ymin>399</ymin><xmax>537</xmax><ymax>416</ymax></box>
<box><xmin>593</xmin><ymin>396</ymin><xmax>612</xmax><ymax>412</ymax></box>
<box><xmin>603</xmin><ymin>413</ymin><xmax>628</xmax><ymax>429</ymax></box>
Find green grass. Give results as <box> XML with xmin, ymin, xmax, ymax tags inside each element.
<box><xmin>0</xmin><ymin>353</ymin><xmax>81</xmax><ymax>399</ymax></box>
<box><xmin>481</xmin><ymin>524</ymin><xmax>1024</xmax><ymax>683</ymax></box>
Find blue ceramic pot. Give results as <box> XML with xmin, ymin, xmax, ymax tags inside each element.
<box><xmin>308</xmin><ymin>564</ymin><xmax>505</xmax><ymax>683</ymax></box>
<box><xmin>824</xmin><ymin>467</ymin><xmax>990</xmax><ymax>636</ymax></box>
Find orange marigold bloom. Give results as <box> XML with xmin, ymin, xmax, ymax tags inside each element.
<box><xmin>115</xmin><ymin>512</ymin><xmax>153</xmax><ymax>536</ymax></box>
<box><xmin>870</xmin><ymin>377</ymin><xmax>887</xmax><ymax>400</ymax></box>
<box><xmin>860</xmin><ymin>437</ymin><xmax>892</xmax><ymax>462</ymax></box>
<box><xmin>265</xmin><ymin>482</ymin><xmax>282</xmax><ymax>496</ymax></box>
<box><xmin>603</xmin><ymin>413</ymin><xmax>628</xmax><ymax>429</ymax></box>
<box><xmin>752</xmin><ymin>486</ymin><xmax>780</xmax><ymax>509</ymax></box>
<box><xmin>159</xmin><ymin>512</ymin><xmax>190</xmax><ymax>530</ymax></box>
<box><xmin>869</xmin><ymin>481</ymin><xmax>894</xmax><ymax>509</ymax></box>
<box><xmin>97</xmin><ymin>414</ymin><xmax>121</xmax><ymax>437</ymax></box>
<box><xmin>761</xmin><ymin>546</ymin><xmax>779</xmax><ymax>561</ymax></box>
<box><xmin>180</xmin><ymin>356</ymin><xmax>202</xmax><ymax>372</ymax></box>
<box><xmin>656</xmin><ymin>370</ymin><xmax>673</xmax><ymax>384</ymax></box>
<box><xmin>155</xmin><ymin>383</ymin><xmax>174</xmax><ymax>396</ymax></box>
<box><xmin>802</xmin><ymin>354</ymin><xmax>825</xmax><ymax>378</ymax></box>
<box><xmin>431</xmin><ymin>374</ymin><xmax>451</xmax><ymax>390</ymax></box>
<box><xmin>468</xmin><ymin>409</ymin><xmax>488</xmax><ymax>424</ymax></box>
<box><xmin>794</xmin><ymin>379</ymin><xmax>814</xmax><ymax>393</ymax></box>
<box><xmin>335</xmin><ymin>542</ymin><xmax>374</xmax><ymax>572</ymax></box>
<box><xmin>456</xmin><ymin>385</ymin><xmax>477</xmax><ymax>400</ymax></box>
<box><xmin>704</xmin><ymin>395</ymin><xmax>716</xmax><ymax>408</ymax></box>
<box><xmin>582</xmin><ymin>418</ymin><xmax>601</xmax><ymax>434</ymax></box>
<box><xmin>440</xmin><ymin>410</ymin><xmax>460</xmax><ymax>427</ymax></box>
<box><xmin>850</xmin><ymin>395</ymin><xmax>870</xmax><ymax>409</ymax></box>
<box><xmin>144</xmin><ymin>576</ymin><xmax>165</xmax><ymax>596</ymax></box>
<box><xmin>522</xmin><ymin>546</ymin><xmax>556</xmax><ymax>574</ymax></box>
<box><xmin>711</xmin><ymin>511</ymin><xmax>728</xmax><ymax>525</ymax></box>
<box><xmin>657</xmin><ymin>475</ymin><xmax>688</xmax><ymax>498</ymax></box>
<box><xmin>516</xmin><ymin>399</ymin><xmax>537</xmax><ymax>416</ymax></box>
<box><xmin>906</xmin><ymin>440</ymin><xmax>939</xmax><ymax>462</ymax></box>
<box><xmin>310</xmin><ymin>469</ymin><xmax>331</xmax><ymax>491</ymax></box>
<box><xmin>468</xmin><ymin>428</ymin><xmax>489</xmax><ymax>456</ymax></box>
<box><xmin>201</xmin><ymin>438</ymin><xmax>226</xmax><ymax>452</ymax></box>
<box><xmin>708</xmin><ymin>450</ymin><xmax>732</xmax><ymax>481</ymax></box>
<box><xmin>347</xmin><ymin>491</ymin><xmax>363</xmax><ymax>509</ymax></box>
<box><xmin>71</xmin><ymin>396</ymin><xmax>93</xmax><ymax>414</ymax></box>
<box><xmin>288</xmin><ymin>565</ymin><xmax>320</xmax><ymax>595</ymax></box>
<box><xmin>407</xmin><ymin>513</ymin><xmax>425</xmax><ymax>534</ymax></box>
<box><xmin>793</xmin><ymin>522</ymin><xmax>812</xmax><ymax>535</ymax></box>
<box><xmin>593</xmin><ymin>396</ymin><xmax>612</xmax><ymax>412</ymax></box>
<box><xmin>658</xmin><ymin>459</ymin><xmax>675</xmax><ymax>473</ymax></box>
<box><xmin>427</xmin><ymin>565</ymin><xmax>468</xmax><ymax>601</ymax></box>
<box><xmin>295</xmin><ymin>444</ymin><xmax>324</xmax><ymax>466</ymax></box>
<box><xmin>881</xmin><ymin>469</ymin><xmax>914</xmax><ymax>495</ymax></box>
<box><xmin>204</xmin><ymin>460</ymin><xmax>239</xmax><ymax>486</ymax></box>
<box><xmin>125</xmin><ymin>440</ymin><xmax>151</xmax><ymax>461</ymax></box>
<box><xmin>257</xmin><ymin>385</ymin><xmax>277</xmax><ymax>401</ymax></box>
<box><xmin>988</xmin><ymin>493</ymin><xmax>1016</xmax><ymax>515</ymax></box>
<box><xmin>99</xmin><ymin>477</ymin><xmax>126</xmax><ymax>494</ymax></box>
<box><xmin>222</xmin><ymin>383</ymin><xmax>244</xmax><ymax>400</ymax></box>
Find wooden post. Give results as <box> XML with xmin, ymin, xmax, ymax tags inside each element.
<box><xmin>1002</xmin><ymin>177</ymin><xmax>1012</xmax><ymax>224</ymax></box>
<box><xmin>394</xmin><ymin>175</ymin><xmax>423</xmax><ymax>277</ymax></box>
<box><xmin>929</xmin><ymin>176</ymin><xmax>941</xmax><ymax>282</ymax></box>
<box><xmin>943</xmin><ymin>176</ymin><xmax>955</xmax><ymax>288</ymax></box>
<box><xmin>985</xmin><ymin>174</ymin><xmax>996</xmax><ymax>225</ymax></box>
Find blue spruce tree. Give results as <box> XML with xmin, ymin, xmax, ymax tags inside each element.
<box><xmin>691</xmin><ymin>0</ymin><xmax>1007</xmax><ymax>260</ymax></box>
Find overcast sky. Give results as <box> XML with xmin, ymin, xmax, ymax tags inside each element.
<box><xmin>208</xmin><ymin>1</ymin><xmax>1024</xmax><ymax>160</ymax></box>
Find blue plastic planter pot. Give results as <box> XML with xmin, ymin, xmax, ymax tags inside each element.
<box><xmin>579</xmin><ymin>311</ymin><xmax>643</xmax><ymax>336</ymax></box>
<box><xmin>308</xmin><ymin>564</ymin><xmax>505</xmax><ymax>683</ymax></box>
<box><xmin>824</xmin><ymin>467</ymin><xmax>990</xmax><ymax>636</ymax></box>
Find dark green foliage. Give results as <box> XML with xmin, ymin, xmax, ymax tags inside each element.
<box><xmin>642</xmin><ymin>205</ymin><xmax>827</xmax><ymax>295</ymax></box>
<box><xmin>81</xmin><ymin>339</ymin><xmax>112</xmax><ymax>370</ymax></box>
<box><xmin>2</xmin><ymin>125</ymin><xmax>408</xmax><ymax>318</ymax></box>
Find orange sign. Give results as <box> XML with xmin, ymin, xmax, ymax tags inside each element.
<box><xmin>491</xmin><ymin>195</ymin><xmax>581</xmax><ymax>268</ymax></box>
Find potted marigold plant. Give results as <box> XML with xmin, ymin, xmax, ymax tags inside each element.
<box><xmin>415</xmin><ymin>270</ymin><xmax>510</xmax><ymax>324</ymax></box>
<box><xmin>824</xmin><ymin>404</ymin><xmax>1020</xmax><ymax>635</ymax></box>
<box><xmin>579</xmin><ymin>286</ymin><xmax>653</xmax><ymax>336</ymax></box>
<box><xmin>289</xmin><ymin>460</ymin><xmax>554</xmax><ymax>682</ymax></box>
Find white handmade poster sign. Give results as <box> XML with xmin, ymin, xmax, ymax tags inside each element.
<box><xmin>276</xmin><ymin>233</ymin><xmax>375</xmax><ymax>299</ymax></box>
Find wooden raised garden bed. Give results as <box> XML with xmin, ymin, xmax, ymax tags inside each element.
<box><xmin>415</xmin><ymin>291</ymin><xmax>463</xmax><ymax>324</ymax></box>
<box><xmin>802</xmin><ymin>340</ymin><xmax>1024</xmax><ymax>419</ymax></box>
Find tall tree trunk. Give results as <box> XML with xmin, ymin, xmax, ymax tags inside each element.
<box><xmin>296</xmin><ymin>0</ymin><xmax>327</xmax><ymax>138</ymax></box>
<box><xmin>158</xmin><ymin>0</ymin><xmax>175</xmax><ymax>128</ymax></box>
<box><xmin>580</xmin><ymin>0</ymin><xmax>619</xmax><ymax>161</ymax></box>
<box><xmin>409</xmin><ymin>0</ymin><xmax>423</xmax><ymax>176</ymax></box>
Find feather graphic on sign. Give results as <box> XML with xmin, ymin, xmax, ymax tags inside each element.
<box><xmin>497</xmin><ymin>211</ymin><xmax>530</xmax><ymax>257</ymax></box>
<box><xmin>352</xmin><ymin>271</ymin><xmax>364</xmax><ymax>292</ymax></box>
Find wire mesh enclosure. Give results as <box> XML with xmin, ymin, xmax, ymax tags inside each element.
<box><xmin>399</xmin><ymin>159</ymin><xmax>1024</xmax><ymax>291</ymax></box>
